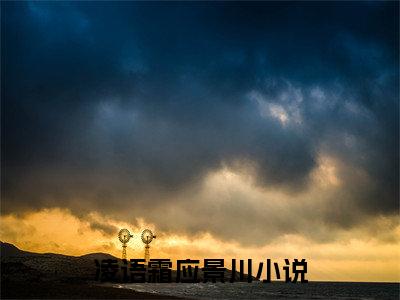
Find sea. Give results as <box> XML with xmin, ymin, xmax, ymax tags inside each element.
<box><xmin>116</xmin><ymin>281</ymin><xmax>399</xmax><ymax>299</ymax></box>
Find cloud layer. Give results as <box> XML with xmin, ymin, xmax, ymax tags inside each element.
<box><xmin>2</xmin><ymin>2</ymin><xmax>399</xmax><ymax>246</ymax></box>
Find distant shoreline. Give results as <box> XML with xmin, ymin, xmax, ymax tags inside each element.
<box><xmin>1</xmin><ymin>281</ymin><xmax>183</xmax><ymax>299</ymax></box>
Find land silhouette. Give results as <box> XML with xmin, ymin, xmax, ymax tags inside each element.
<box><xmin>1</xmin><ymin>241</ymin><xmax>179</xmax><ymax>299</ymax></box>
<box><xmin>0</xmin><ymin>241</ymin><xmax>255</xmax><ymax>299</ymax></box>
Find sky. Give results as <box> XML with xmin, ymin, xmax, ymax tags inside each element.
<box><xmin>1</xmin><ymin>1</ymin><xmax>399</xmax><ymax>282</ymax></box>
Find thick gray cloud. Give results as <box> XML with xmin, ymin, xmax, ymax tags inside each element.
<box><xmin>1</xmin><ymin>2</ymin><xmax>398</xmax><ymax>245</ymax></box>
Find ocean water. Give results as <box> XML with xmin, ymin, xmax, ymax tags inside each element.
<box><xmin>116</xmin><ymin>281</ymin><xmax>399</xmax><ymax>299</ymax></box>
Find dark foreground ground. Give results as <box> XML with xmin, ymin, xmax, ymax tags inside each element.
<box><xmin>1</xmin><ymin>281</ymin><xmax>181</xmax><ymax>299</ymax></box>
<box><xmin>0</xmin><ymin>242</ymin><xmax>247</xmax><ymax>299</ymax></box>
<box><xmin>1</xmin><ymin>242</ymin><xmax>183</xmax><ymax>299</ymax></box>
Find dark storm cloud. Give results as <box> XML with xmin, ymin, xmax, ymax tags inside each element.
<box><xmin>1</xmin><ymin>1</ymin><xmax>398</xmax><ymax>244</ymax></box>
